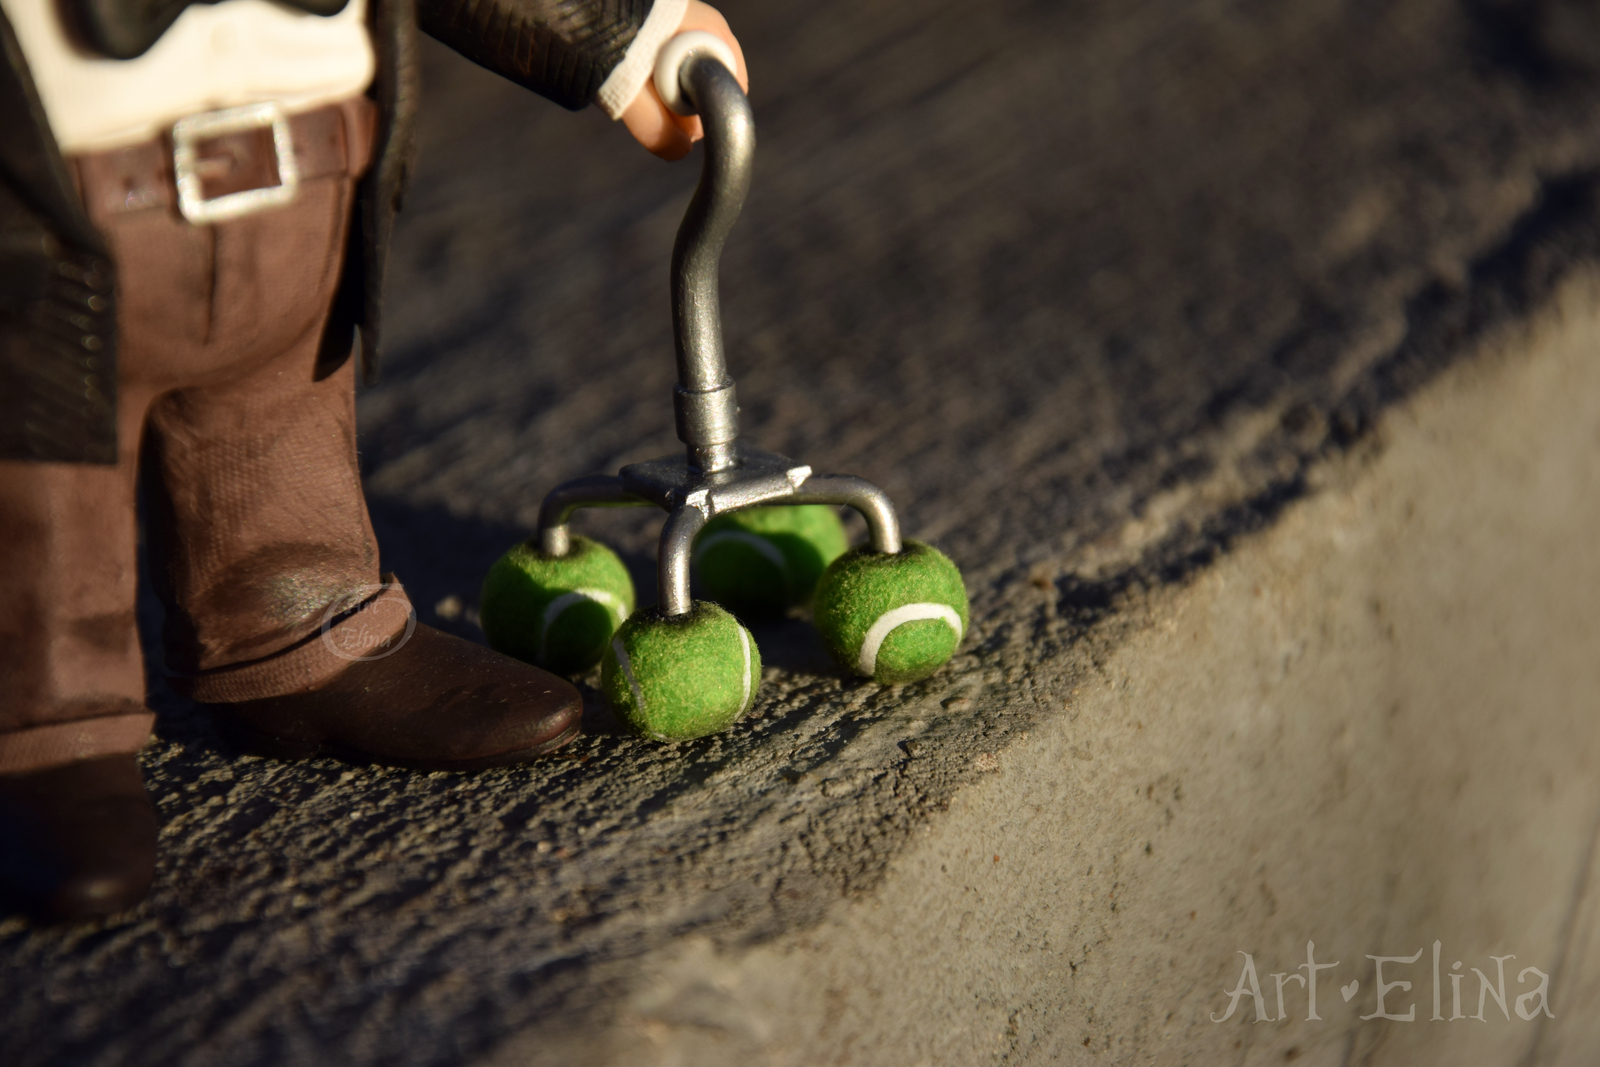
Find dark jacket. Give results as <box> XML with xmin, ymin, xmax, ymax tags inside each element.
<box><xmin>0</xmin><ymin>0</ymin><xmax>654</xmax><ymax>463</ymax></box>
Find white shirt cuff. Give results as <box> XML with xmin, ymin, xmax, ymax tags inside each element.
<box><xmin>595</xmin><ymin>0</ymin><xmax>691</xmax><ymax>119</ymax></box>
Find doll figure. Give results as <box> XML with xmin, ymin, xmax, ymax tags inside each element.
<box><xmin>0</xmin><ymin>0</ymin><xmax>746</xmax><ymax>919</ymax></box>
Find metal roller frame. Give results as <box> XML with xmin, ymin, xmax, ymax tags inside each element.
<box><xmin>534</xmin><ymin>50</ymin><xmax>903</xmax><ymax>618</ymax></box>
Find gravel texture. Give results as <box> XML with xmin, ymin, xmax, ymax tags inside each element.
<box><xmin>7</xmin><ymin>0</ymin><xmax>1600</xmax><ymax>1062</ymax></box>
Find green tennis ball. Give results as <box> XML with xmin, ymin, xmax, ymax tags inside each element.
<box><xmin>693</xmin><ymin>504</ymin><xmax>849</xmax><ymax>619</ymax></box>
<box><xmin>480</xmin><ymin>535</ymin><xmax>635</xmax><ymax>675</ymax></box>
<box><xmin>601</xmin><ymin>601</ymin><xmax>761</xmax><ymax>741</ymax></box>
<box><xmin>814</xmin><ymin>540</ymin><xmax>968</xmax><ymax>685</ymax></box>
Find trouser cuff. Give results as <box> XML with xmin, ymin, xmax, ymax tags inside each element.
<box><xmin>169</xmin><ymin>579</ymin><xmax>416</xmax><ymax>704</ymax></box>
<box><xmin>0</xmin><ymin>709</ymin><xmax>155</xmax><ymax>775</ymax></box>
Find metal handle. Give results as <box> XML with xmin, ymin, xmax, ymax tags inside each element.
<box><xmin>667</xmin><ymin>50</ymin><xmax>754</xmax><ymax>475</ymax></box>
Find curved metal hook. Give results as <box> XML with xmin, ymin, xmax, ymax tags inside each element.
<box><xmin>670</xmin><ymin>56</ymin><xmax>755</xmax><ymax>474</ymax></box>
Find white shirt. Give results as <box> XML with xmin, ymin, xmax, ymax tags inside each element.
<box><xmin>2</xmin><ymin>0</ymin><xmax>377</xmax><ymax>153</ymax></box>
<box><xmin>1</xmin><ymin>0</ymin><xmax>683</xmax><ymax>154</ymax></box>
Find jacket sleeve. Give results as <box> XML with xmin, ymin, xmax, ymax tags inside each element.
<box><xmin>0</xmin><ymin>177</ymin><xmax>118</xmax><ymax>464</ymax></box>
<box><xmin>417</xmin><ymin>0</ymin><xmax>653</xmax><ymax>111</ymax></box>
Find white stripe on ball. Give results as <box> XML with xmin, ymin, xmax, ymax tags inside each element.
<box><xmin>736</xmin><ymin>623</ymin><xmax>753</xmax><ymax>710</ymax></box>
<box><xmin>611</xmin><ymin>634</ymin><xmax>647</xmax><ymax>718</ymax></box>
<box><xmin>693</xmin><ymin>530</ymin><xmax>789</xmax><ymax>577</ymax></box>
<box><xmin>539</xmin><ymin>587</ymin><xmax>630</xmax><ymax>662</ymax></box>
<box><xmin>856</xmin><ymin>603</ymin><xmax>965</xmax><ymax>677</ymax></box>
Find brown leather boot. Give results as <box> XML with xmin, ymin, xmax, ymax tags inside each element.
<box><xmin>206</xmin><ymin>624</ymin><xmax>582</xmax><ymax>770</ymax></box>
<box><xmin>0</xmin><ymin>754</ymin><xmax>157</xmax><ymax>920</ymax></box>
<box><xmin>0</xmin><ymin>449</ymin><xmax>158</xmax><ymax>922</ymax></box>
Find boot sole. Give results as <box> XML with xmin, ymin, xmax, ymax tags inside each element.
<box><xmin>218</xmin><ymin>718</ymin><xmax>583</xmax><ymax>771</ymax></box>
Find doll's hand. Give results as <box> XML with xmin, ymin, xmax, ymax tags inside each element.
<box><xmin>620</xmin><ymin>0</ymin><xmax>748</xmax><ymax>161</ymax></box>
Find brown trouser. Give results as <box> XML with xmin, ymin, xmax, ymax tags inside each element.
<box><xmin>0</xmin><ymin>99</ymin><xmax>402</xmax><ymax>774</ymax></box>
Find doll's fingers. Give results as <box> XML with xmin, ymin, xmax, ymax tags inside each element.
<box><xmin>674</xmin><ymin>112</ymin><xmax>705</xmax><ymax>145</ymax></box>
<box><xmin>677</xmin><ymin>0</ymin><xmax>748</xmax><ymax>93</ymax></box>
<box><xmin>622</xmin><ymin>82</ymin><xmax>696</xmax><ymax>160</ymax></box>
<box><xmin>655</xmin><ymin>123</ymin><xmax>696</xmax><ymax>161</ymax></box>
<box><xmin>620</xmin><ymin>0</ymin><xmax>744</xmax><ymax>159</ymax></box>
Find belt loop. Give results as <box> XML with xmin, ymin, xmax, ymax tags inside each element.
<box><xmin>341</xmin><ymin>96</ymin><xmax>380</xmax><ymax>180</ymax></box>
<box><xmin>63</xmin><ymin>154</ymin><xmax>85</xmax><ymax>206</ymax></box>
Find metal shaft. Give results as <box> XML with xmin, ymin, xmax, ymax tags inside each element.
<box><xmin>670</xmin><ymin>55</ymin><xmax>754</xmax><ymax>474</ymax></box>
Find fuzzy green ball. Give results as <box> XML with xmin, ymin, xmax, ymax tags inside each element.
<box><xmin>601</xmin><ymin>601</ymin><xmax>761</xmax><ymax>741</ymax></box>
<box><xmin>813</xmin><ymin>540</ymin><xmax>968</xmax><ymax>684</ymax></box>
<box><xmin>693</xmin><ymin>505</ymin><xmax>849</xmax><ymax>619</ymax></box>
<box><xmin>480</xmin><ymin>535</ymin><xmax>635</xmax><ymax>675</ymax></box>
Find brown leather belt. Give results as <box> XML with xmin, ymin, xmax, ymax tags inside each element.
<box><xmin>69</xmin><ymin>96</ymin><xmax>377</xmax><ymax>223</ymax></box>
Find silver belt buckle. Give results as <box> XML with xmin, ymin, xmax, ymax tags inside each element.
<box><xmin>172</xmin><ymin>102</ymin><xmax>300</xmax><ymax>225</ymax></box>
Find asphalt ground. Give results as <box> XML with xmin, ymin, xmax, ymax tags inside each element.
<box><xmin>6</xmin><ymin>0</ymin><xmax>1600</xmax><ymax>1063</ymax></box>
